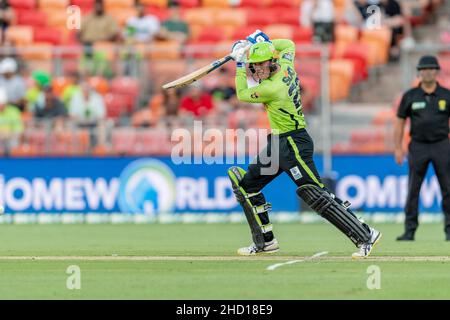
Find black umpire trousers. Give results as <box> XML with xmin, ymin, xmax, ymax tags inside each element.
<box><xmin>239</xmin><ymin>129</ymin><xmax>325</xmax><ymax>228</ymax></box>
<box><xmin>405</xmin><ymin>138</ymin><xmax>450</xmax><ymax>234</ymax></box>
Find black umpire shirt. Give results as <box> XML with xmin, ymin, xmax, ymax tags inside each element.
<box><xmin>397</xmin><ymin>82</ymin><xmax>450</xmax><ymax>143</ymax></box>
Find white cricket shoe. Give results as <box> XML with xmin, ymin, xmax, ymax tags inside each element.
<box><xmin>237</xmin><ymin>238</ymin><xmax>279</xmax><ymax>256</ymax></box>
<box><xmin>352</xmin><ymin>228</ymin><xmax>382</xmax><ymax>259</ymax></box>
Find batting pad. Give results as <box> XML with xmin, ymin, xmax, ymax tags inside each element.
<box><xmin>296</xmin><ymin>184</ymin><xmax>371</xmax><ymax>246</ymax></box>
<box><xmin>227</xmin><ymin>166</ymin><xmax>271</xmax><ymax>250</ymax></box>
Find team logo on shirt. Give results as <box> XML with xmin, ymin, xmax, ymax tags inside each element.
<box><xmin>282</xmin><ymin>53</ymin><xmax>293</xmax><ymax>61</ymax></box>
<box><xmin>439</xmin><ymin>100</ymin><xmax>446</xmax><ymax>111</ymax></box>
<box><xmin>251</xmin><ymin>92</ymin><xmax>259</xmax><ymax>99</ymax></box>
<box><xmin>412</xmin><ymin>101</ymin><xmax>426</xmax><ymax>110</ymax></box>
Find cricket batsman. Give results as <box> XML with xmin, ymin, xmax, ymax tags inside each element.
<box><xmin>227</xmin><ymin>30</ymin><xmax>382</xmax><ymax>259</ymax></box>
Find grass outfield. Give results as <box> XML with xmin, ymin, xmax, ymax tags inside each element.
<box><xmin>0</xmin><ymin>223</ymin><xmax>449</xmax><ymax>299</ymax></box>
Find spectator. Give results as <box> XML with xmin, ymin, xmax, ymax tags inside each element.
<box><xmin>26</xmin><ymin>70</ymin><xmax>52</xmax><ymax>113</ymax></box>
<box><xmin>61</xmin><ymin>72</ymin><xmax>82</xmax><ymax>106</ymax></box>
<box><xmin>34</xmin><ymin>86</ymin><xmax>67</xmax><ymax>120</ymax></box>
<box><xmin>79</xmin><ymin>46</ymin><xmax>113</xmax><ymax>78</ymax></box>
<box><xmin>68</xmin><ymin>82</ymin><xmax>106</xmax><ymax>126</ymax></box>
<box><xmin>77</xmin><ymin>0</ymin><xmax>119</xmax><ymax>45</ymax></box>
<box><xmin>179</xmin><ymin>84</ymin><xmax>214</xmax><ymax>117</ymax></box>
<box><xmin>378</xmin><ymin>0</ymin><xmax>408</xmax><ymax>61</ymax></box>
<box><xmin>300</xmin><ymin>0</ymin><xmax>335</xmax><ymax>43</ymax></box>
<box><xmin>0</xmin><ymin>88</ymin><xmax>23</xmax><ymax>150</ymax></box>
<box><xmin>0</xmin><ymin>0</ymin><xmax>14</xmax><ymax>45</ymax></box>
<box><xmin>124</xmin><ymin>3</ymin><xmax>162</xmax><ymax>43</ymax></box>
<box><xmin>0</xmin><ymin>57</ymin><xmax>26</xmax><ymax>111</ymax></box>
<box><xmin>160</xmin><ymin>0</ymin><xmax>189</xmax><ymax>43</ymax></box>
<box><xmin>209</xmin><ymin>68</ymin><xmax>237</xmax><ymax>114</ymax></box>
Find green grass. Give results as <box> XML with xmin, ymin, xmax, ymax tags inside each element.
<box><xmin>0</xmin><ymin>223</ymin><xmax>449</xmax><ymax>299</ymax></box>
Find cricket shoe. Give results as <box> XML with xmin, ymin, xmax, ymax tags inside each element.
<box><xmin>237</xmin><ymin>238</ymin><xmax>279</xmax><ymax>256</ymax></box>
<box><xmin>352</xmin><ymin>228</ymin><xmax>382</xmax><ymax>259</ymax></box>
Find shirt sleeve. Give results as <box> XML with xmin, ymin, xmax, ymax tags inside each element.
<box><xmin>272</xmin><ymin>39</ymin><xmax>295</xmax><ymax>68</ymax></box>
<box><xmin>396</xmin><ymin>92</ymin><xmax>410</xmax><ymax>119</ymax></box>
<box><xmin>235</xmin><ymin>67</ymin><xmax>274</xmax><ymax>103</ymax></box>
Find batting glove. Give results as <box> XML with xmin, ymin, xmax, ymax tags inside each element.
<box><xmin>246</xmin><ymin>29</ymin><xmax>271</xmax><ymax>44</ymax></box>
<box><xmin>230</xmin><ymin>40</ymin><xmax>250</xmax><ymax>67</ymax></box>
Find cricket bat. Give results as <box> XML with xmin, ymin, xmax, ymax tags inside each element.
<box><xmin>162</xmin><ymin>55</ymin><xmax>233</xmax><ymax>90</ymax></box>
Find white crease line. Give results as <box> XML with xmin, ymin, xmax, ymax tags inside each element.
<box><xmin>266</xmin><ymin>251</ymin><xmax>329</xmax><ymax>271</ymax></box>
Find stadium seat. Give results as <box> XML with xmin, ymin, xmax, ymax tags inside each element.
<box><xmin>5</xmin><ymin>26</ymin><xmax>34</xmax><ymax>45</ymax></box>
<box><xmin>202</xmin><ymin>0</ymin><xmax>230</xmax><ymax>7</ymax></box>
<box><xmin>88</xmin><ymin>76</ymin><xmax>109</xmax><ymax>95</ymax></box>
<box><xmin>33</xmin><ymin>27</ymin><xmax>62</xmax><ymax>45</ymax></box>
<box><xmin>183</xmin><ymin>8</ymin><xmax>215</xmax><ymax>25</ymax></box>
<box><xmin>292</xmin><ymin>27</ymin><xmax>313</xmax><ymax>43</ymax></box>
<box><xmin>148</xmin><ymin>40</ymin><xmax>181</xmax><ymax>60</ymax></box>
<box><xmin>110</xmin><ymin>76</ymin><xmax>140</xmax><ymax>98</ymax></box>
<box><xmin>71</xmin><ymin>0</ymin><xmax>94</xmax><ymax>11</ymax></box>
<box><xmin>439</xmin><ymin>56</ymin><xmax>450</xmax><ymax>75</ymax></box>
<box><xmin>196</xmin><ymin>27</ymin><xmax>227</xmax><ymax>43</ymax></box>
<box><xmin>265</xmin><ymin>24</ymin><xmax>293</xmax><ymax>40</ymax></box>
<box><xmin>16</xmin><ymin>10</ymin><xmax>47</xmax><ymax>27</ymax></box>
<box><xmin>372</xmin><ymin>109</ymin><xmax>395</xmax><ymax>126</ymax></box>
<box><xmin>360</xmin><ymin>27</ymin><xmax>391</xmax><ymax>65</ymax></box>
<box><xmin>43</xmin><ymin>8</ymin><xmax>69</xmax><ymax>29</ymax></box>
<box><xmin>139</xmin><ymin>0</ymin><xmax>168</xmax><ymax>7</ymax></box>
<box><xmin>277</xmin><ymin>9</ymin><xmax>300</xmax><ymax>25</ymax></box>
<box><xmin>329</xmin><ymin>59</ymin><xmax>354</xmax><ymax>101</ymax></box>
<box><xmin>239</xmin><ymin>0</ymin><xmax>265</xmax><ymax>8</ymax></box>
<box><xmin>38</xmin><ymin>0</ymin><xmax>68</xmax><ymax>10</ymax></box>
<box><xmin>215</xmin><ymin>9</ymin><xmax>247</xmax><ymax>27</ymax></box>
<box><xmin>148</xmin><ymin>60</ymin><xmax>187</xmax><ymax>89</ymax></box>
<box><xmin>213</xmin><ymin>40</ymin><xmax>234</xmax><ymax>58</ymax></box>
<box><xmin>340</xmin><ymin>42</ymin><xmax>369</xmax><ymax>82</ymax></box>
<box><xmin>145</xmin><ymin>7</ymin><xmax>169</xmax><ymax>20</ymax></box>
<box><xmin>107</xmin><ymin>8</ymin><xmax>138</xmax><ymax>27</ymax></box>
<box><xmin>112</xmin><ymin>128</ymin><xmax>136</xmax><ymax>154</ymax></box>
<box><xmin>104</xmin><ymin>93</ymin><xmax>129</xmax><ymax>118</ymax></box>
<box><xmin>10</xmin><ymin>143</ymin><xmax>40</xmax><ymax>157</ymax></box>
<box><xmin>17</xmin><ymin>42</ymin><xmax>53</xmax><ymax>60</ymax></box>
<box><xmin>335</xmin><ymin>24</ymin><xmax>359</xmax><ymax>44</ymax></box>
<box><xmin>8</xmin><ymin>0</ymin><xmax>36</xmax><ymax>10</ymax></box>
<box><xmin>231</xmin><ymin>25</ymin><xmax>262</xmax><ymax>41</ymax></box>
<box><xmin>246</xmin><ymin>9</ymin><xmax>277</xmax><ymax>26</ymax></box>
<box><xmin>177</xmin><ymin>0</ymin><xmax>200</xmax><ymax>7</ymax></box>
<box><xmin>266</xmin><ymin>0</ymin><xmax>296</xmax><ymax>8</ymax></box>
<box><xmin>131</xmin><ymin>109</ymin><xmax>155</xmax><ymax>127</ymax></box>
<box><xmin>91</xmin><ymin>144</ymin><xmax>110</xmax><ymax>156</ymax></box>
<box><xmin>104</xmin><ymin>0</ymin><xmax>134</xmax><ymax>9</ymax></box>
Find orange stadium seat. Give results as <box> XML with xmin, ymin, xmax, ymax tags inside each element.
<box><xmin>38</xmin><ymin>0</ymin><xmax>68</xmax><ymax>10</ymax></box>
<box><xmin>203</xmin><ymin>0</ymin><xmax>230</xmax><ymax>7</ymax></box>
<box><xmin>196</xmin><ymin>27</ymin><xmax>227</xmax><ymax>43</ymax></box>
<box><xmin>360</xmin><ymin>27</ymin><xmax>392</xmax><ymax>65</ymax></box>
<box><xmin>339</xmin><ymin>42</ymin><xmax>369</xmax><ymax>82</ymax></box>
<box><xmin>88</xmin><ymin>76</ymin><xmax>109</xmax><ymax>95</ymax></box>
<box><xmin>334</xmin><ymin>24</ymin><xmax>359</xmax><ymax>44</ymax></box>
<box><xmin>139</xmin><ymin>0</ymin><xmax>168</xmax><ymax>7</ymax></box>
<box><xmin>215</xmin><ymin>9</ymin><xmax>247</xmax><ymax>27</ymax></box>
<box><xmin>148</xmin><ymin>40</ymin><xmax>181</xmax><ymax>59</ymax></box>
<box><xmin>104</xmin><ymin>0</ymin><xmax>134</xmax><ymax>9</ymax></box>
<box><xmin>5</xmin><ymin>26</ymin><xmax>34</xmax><ymax>45</ymax></box>
<box><xmin>108</xmin><ymin>8</ymin><xmax>138</xmax><ymax>27</ymax></box>
<box><xmin>265</xmin><ymin>24</ymin><xmax>293</xmax><ymax>40</ymax></box>
<box><xmin>43</xmin><ymin>9</ymin><xmax>68</xmax><ymax>29</ymax></box>
<box><xmin>17</xmin><ymin>42</ymin><xmax>53</xmax><ymax>60</ymax></box>
<box><xmin>329</xmin><ymin>59</ymin><xmax>354</xmax><ymax>101</ymax></box>
<box><xmin>148</xmin><ymin>60</ymin><xmax>187</xmax><ymax>89</ymax></box>
<box><xmin>183</xmin><ymin>8</ymin><xmax>215</xmax><ymax>25</ymax></box>
<box><xmin>9</xmin><ymin>0</ymin><xmax>36</xmax><ymax>10</ymax></box>
<box><xmin>17</xmin><ymin>10</ymin><xmax>47</xmax><ymax>27</ymax></box>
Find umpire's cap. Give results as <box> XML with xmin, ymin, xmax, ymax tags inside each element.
<box><xmin>416</xmin><ymin>55</ymin><xmax>441</xmax><ymax>70</ymax></box>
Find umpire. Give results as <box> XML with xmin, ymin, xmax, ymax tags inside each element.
<box><xmin>394</xmin><ymin>55</ymin><xmax>450</xmax><ymax>241</ymax></box>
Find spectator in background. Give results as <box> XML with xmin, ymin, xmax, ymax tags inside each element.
<box><xmin>0</xmin><ymin>0</ymin><xmax>14</xmax><ymax>45</ymax></box>
<box><xmin>34</xmin><ymin>86</ymin><xmax>67</xmax><ymax>120</ymax></box>
<box><xmin>300</xmin><ymin>0</ymin><xmax>335</xmax><ymax>43</ymax></box>
<box><xmin>160</xmin><ymin>0</ymin><xmax>189</xmax><ymax>43</ymax></box>
<box><xmin>378</xmin><ymin>0</ymin><xmax>408</xmax><ymax>61</ymax></box>
<box><xmin>26</xmin><ymin>70</ymin><xmax>52</xmax><ymax>113</ymax></box>
<box><xmin>69</xmin><ymin>82</ymin><xmax>106</xmax><ymax>126</ymax></box>
<box><xmin>0</xmin><ymin>88</ymin><xmax>23</xmax><ymax>150</ymax></box>
<box><xmin>61</xmin><ymin>72</ymin><xmax>82</xmax><ymax>106</ymax></box>
<box><xmin>124</xmin><ymin>3</ymin><xmax>162</xmax><ymax>43</ymax></box>
<box><xmin>78</xmin><ymin>0</ymin><xmax>119</xmax><ymax>45</ymax></box>
<box><xmin>0</xmin><ymin>57</ymin><xmax>26</xmax><ymax>111</ymax></box>
<box><xmin>179</xmin><ymin>84</ymin><xmax>214</xmax><ymax>117</ymax></box>
<box><xmin>209</xmin><ymin>68</ymin><xmax>237</xmax><ymax>115</ymax></box>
